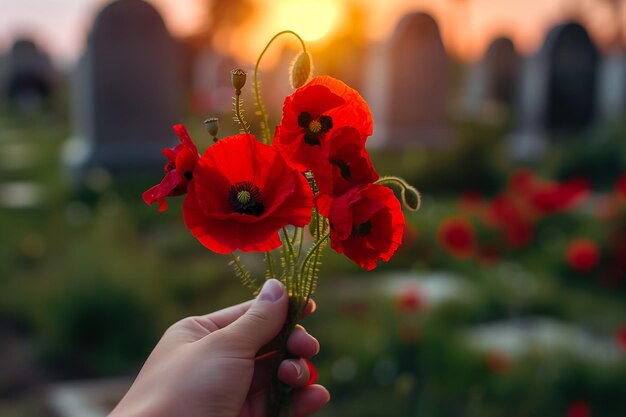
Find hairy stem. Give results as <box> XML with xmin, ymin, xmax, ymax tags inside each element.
<box><xmin>254</xmin><ymin>30</ymin><xmax>307</xmax><ymax>144</ymax></box>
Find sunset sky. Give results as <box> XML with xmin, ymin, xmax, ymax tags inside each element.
<box><xmin>1</xmin><ymin>0</ymin><xmax>623</xmax><ymax>67</ymax></box>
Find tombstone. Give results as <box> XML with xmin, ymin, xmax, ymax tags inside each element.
<box><xmin>545</xmin><ymin>23</ymin><xmax>599</xmax><ymax>135</ymax></box>
<box><xmin>462</xmin><ymin>37</ymin><xmax>520</xmax><ymax>123</ymax></box>
<box><xmin>375</xmin><ymin>12</ymin><xmax>450</xmax><ymax>149</ymax></box>
<box><xmin>597</xmin><ymin>53</ymin><xmax>626</xmax><ymax>120</ymax></box>
<box><xmin>508</xmin><ymin>22</ymin><xmax>599</xmax><ymax>161</ymax></box>
<box><xmin>5</xmin><ymin>39</ymin><xmax>54</xmax><ymax>113</ymax></box>
<box><xmin>191</xmin><ymin>48</ymin><xmax>240</xmax><ymax>115</ymax></box>
<box><xmin>64</xmin><ymin>0</ymin><xmax>182</xmax><ymax>176</ymax></box>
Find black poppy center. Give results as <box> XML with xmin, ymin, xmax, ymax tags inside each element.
<box><xmin>329</xmin><ymin>158</ymin><xmax>351</xmax><ymax>180</ymax></box>
<box><xmin>229</xmin><ymin>181</ymin><xmax>265</xmax><ymax>216</ymax></box>
<box><xmin>298</xmin><ymin>111</ymin><xmax>333</xmax><ymax>146</ymax></box>
<box><xmin>351</xmin><ymin>221</ymin><xmax>372</xmax><ymax>238</ymax></box>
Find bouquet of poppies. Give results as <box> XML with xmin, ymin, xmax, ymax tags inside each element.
<box><xmin>142</xmin><ymin>31</ymin><xmax>420</xmax><ymax>417</ymax></box>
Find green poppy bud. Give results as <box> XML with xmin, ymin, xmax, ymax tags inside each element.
<box><xmin>289</xmin><ymin>51</ymin><xmax>312</xmax><ymax>89</ymax></box>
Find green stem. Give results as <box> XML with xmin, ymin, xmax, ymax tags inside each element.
<box><xmin>233</xmin><ymin>91</ymin><xmax>251</xmax><ymax>134</ymax></box>
<box><xmin>254</xmin><ymin>30</ymin><xmax>307</xmax><ymax>144</ymax></box>
<box><xmin>230</xmin><ymin>253</ymin><xmax>258</xmax><ymax>293</ymax></box>
<box><xmin>281</xmin><ymin>228</ymin><xmax>297</xmax><ymax>293</ymax></box>
<box><xmin>265</xmin><ymin>251</ymin><xmax>276</xmax><ymax>279</ymax></box>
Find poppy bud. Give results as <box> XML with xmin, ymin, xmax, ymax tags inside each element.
<box><xmin>231</xmin><ymin>68</ymin><xmax>247</xmax><ymax>93</ymax></box>
<box><xmin>204</xmin><ymin>117</ymin><xmax>219</xmax><ymax>142</ymax></box>
<box><xmin>289</xmin><ymin>51</ymin><xmax>312</xmax><ymax>89</ymax></box>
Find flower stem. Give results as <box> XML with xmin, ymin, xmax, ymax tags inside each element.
<box><xmin>265</xmin><ymin>251</ymin><xmax>276</xmax><ymax>280</ymax></box>
<box><xmin>281</xmin><ymin>227</ymin><xmax>297</xmax><ymax>293</ymax></box>
<box><xmin>254</xmin><ymin>30</ymin><xmax>307</xmax><ymax>144</ymax></box>
<box><xmin>229</xmin><ymin>253</ymin><xmax>258</xmax><ymax>293</ymax></box>
<box><xmin>233</xmin><ymin>91</ymin><xmax>251</xmax><ymax>134</ymax></box>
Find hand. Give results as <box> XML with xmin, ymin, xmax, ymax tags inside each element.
<box><xmin>110</xmin><ymin>279</ymin><xmax>329</xmax><ymax>417</ymax></box>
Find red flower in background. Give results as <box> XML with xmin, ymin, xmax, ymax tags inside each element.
<box><xmin>565</xmin><ymin>239</ymin><xmax>600</xmax><ymax>272</ymax></box>
<box><xmin>394</xmin><ymin>284</ymin><xmax>426</xmax><ymax>314</ymax></box>
<box><xmin>322</xmin><ymin>183</ymin><xmax>404</xmax><ymax>271</ymax></box>
<box><xmin>483</xmin><ymin>194</ymin><xmax>521</xmax><ymax>229</ymax></box>
<box><xmin>273</xmin><ymin>76</ymin><xmax>373</xmax><ymax>171</ymax></box>
<box><xmin>486</xmin><ymin>350</ymin><xmax>513</xmax><ymax>375</ymax></box>
<box><xmin>437</xmin><ymin>217</ymin><xmax>476</xmax><ymax>259</ymax></box>
<box><xmin>508</xmin><ymin>168</ymin><xmax>539</xmax><ymax>195</ymax></box>
<box><xmin>143</xmin><ymin>125</ymin><xmax>200</xmax><ymax>211</ymax></box>
<box><xmin>183</xmin><ymin>134</ymin><xmax>313</xmax><ymax>254</ymax></box>
<box><xmin>616</xmin><ymin>325</ymin><xmax>626</xmax><ymax>353</ymax></box>
<box><xmin>313</xmin><ymin>126</ymin><xmax>378</xmax><ymax>197</ymax></box>
<box><xmin>567</xmin><ymin>401</ymin><xmax>592</xmax><ymax>417</ymax></box>
<box><xmin>531</xmin><ymin>178</ymin><xmax>590</xmax><ymax>215</ymax></box>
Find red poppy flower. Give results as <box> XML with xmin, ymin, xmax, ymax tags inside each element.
<box><xmin>508</xmin><ymin>168</ymin><xmax>538</xmax><ymax>195</ymax></box>
<box><xmin>486</xmin><ymin>350</ymin><xmax>513</xmax><ymax>375</ymax></box>
<box><xmin>531</xmin><ymin>178</ymin><xmax>590</xmax><ymax>214</ymax></box>
<box><xmin>274</xmin><ymin>76</ymin><xmax>373</xmax><ymax>171</ymax></box>
<box><xmin>483</xmin><ymin>194</ymin><xmax>521</xmax><ymax>229</ymax></box>
<box><xmin>565</xmin><ymin>238</ymin><xmax>600</xmax><ymax>272</ymax></box>
<box><xmin>394</xmin><ymin>284</ymin><xmax>426</xmax><ymax>314</ymax></box>
<box><xmin>567</xmin><ymin>401</ymin><xmax>591</xmax><ymax>417</ymax></box>
<box><xmin>437</xmin><ymin>217</ymin><xmax>476</xmax><ymax>259</ymax></box>
<box><xmin>143</xmin><ymin>125</ymin><xmax>200</xmax><ymax>211</ymax></box>
<box><xmin>322</xmin><ymin>183</ymin><xmax>404</xmax><ymax>271</ymax></box>
<box><xmin>305</xmin><ymin>359</ymin><xmax>318</xmax><ymax>385</ymax></box>
<box><xmin>183</xmin><ymin>134</ymin><xmax>313</xmax><ymax>254</ymax></box>
<box><xmin>312</xmin><ymin>126</ymin><xmax>378</xmax><ymax>197</ymax></box>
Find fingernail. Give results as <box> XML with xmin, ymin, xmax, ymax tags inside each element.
<box><xmin>290</xmin><ymin>360</ymin><xmax>303</xmax><ymax>379</ymax></box>
<box><xmin>258</xmin><ymin>279</ymin><xmax>285</xmax><ymax>303</ymax></box>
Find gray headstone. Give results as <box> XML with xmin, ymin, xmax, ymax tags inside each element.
<box><xmin>544</xmin><ymin>23</ymin><xmax>599</xmax><ymax>135</ymax></box>
<box><xmin>379</xmin><ymin>12</ymin><xmax>450</xmax><ymax>148</ymax></box>
<box><xmin>5</xmin><ymin>39</ymin><xmax>54</xmax><ymax>112</ymax></box>
<box><xmin>484</xmin><ymin>37</ymin><xmax>520</xmax><ymax>106</ymax></box>
<box><xmin>462</xmin><ymin>37</ymin><xmax>520</xmax><ymax>122</ymax></box>
<box><xmin>508</xmin><ymin>22</ymin><xmax>599</xmax><ymax>161</ymax></box>
<box><xmin>64</xmin><ymin>0</ymin><xmax>182</xmax><ymax>176</ymax></box>
<box><xmin>597</xmin><ymin>53</ymin><xmax>626</xmax><ymax>120</ymax></box>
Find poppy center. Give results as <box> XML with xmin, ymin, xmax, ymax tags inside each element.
<box><xmin>309</xmin><ymin>120</ymin><xmax>322</xmax><ymax>133</ymax></box>
<box><xmin>237</xmin><ymin>190</ymin><xmax>251</xmax><ymax>204</ymax></box>
<box><xmin>351</xmin><ymin>221</ymin><xmax>372</xmax><ymax>237</ymax></box>
<box><xmin>229</xmin><ymin>181</ymin><xmax>264</xmax><ymax>216</ymax></box>
<box><xmin>297</xmin><ymin>111</ymin><xmax>333</xmax><ymax>146</ymax></box>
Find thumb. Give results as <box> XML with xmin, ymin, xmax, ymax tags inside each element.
<box><xmin>220</xmin><ymin>279</ymin><xmax>289</xmax><ymax>356</ymax></box>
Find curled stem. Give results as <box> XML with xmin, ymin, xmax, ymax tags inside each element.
<box><xmin>254</xmin><ymin>30</ymin><xmax>307</xmax><ymax>144</ymax></box>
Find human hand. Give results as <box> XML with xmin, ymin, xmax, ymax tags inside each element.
<box><xmin>110</xmin><ymin>279</ymin><xmax>329</xmax><ymax>417</ymax></box>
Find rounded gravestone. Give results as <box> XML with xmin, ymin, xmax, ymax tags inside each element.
<box><xmin>6</xmin><ymin>39</ymin><xmax>53</xmax><ymax>111</ymax></box>
<box><xmin>384</xmin><ymin>12</ymin><xmax>449</xmax><ymax>148</ymax></box>
<box><xmin>545</xmin><ymin>22</ymin><xmax>599</xmax><ymax>134</ymax></box>
<box><xmin>67</xmin><ymin>0</ymin><xmax>182</xmax><ymax>175</ymax></box>
<box><xmin>484</xmin><ymin>37</ymin><xmax>520</xmax><ymax>106</ymax></box>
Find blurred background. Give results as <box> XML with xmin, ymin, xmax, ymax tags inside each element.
<box><xmin>2</xmin><ymin>0</ymin><xmax>626</xmax><ymax>416</ymax></box>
